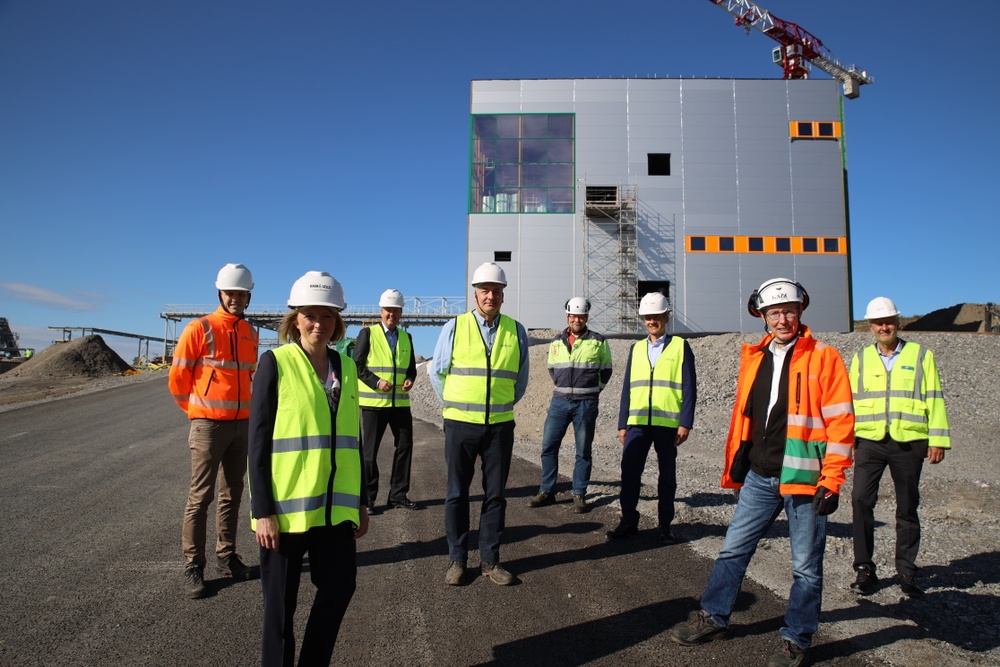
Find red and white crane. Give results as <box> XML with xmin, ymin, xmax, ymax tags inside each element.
<box><xmin>706</xmin><ymin>0</ymin><xmax>873</xmax><ymax>98</ymax></box>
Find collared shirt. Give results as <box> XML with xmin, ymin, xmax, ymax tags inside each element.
<box><xmin>766</xmin><ymin>336</ymin><xmax>797</xmax><ymax>426</ymax></box>
<box><xmin>647</xmin><ymin>334</ymin><xmax>667</xmax><ymax>367</ymax></box>
<box><xmin>381</xmin><ymin>322</ymin><xmax>398</xmax><ymax>353</ymax></box>
<box><xmin>430</xmin><ymin>311</ymin><xmax>530</xmax><ymax>403</ymax></box>
<box><xmin>877</xmin><ymin>339</ymin><xmax>904</xmax><ymax>372</ymax></box>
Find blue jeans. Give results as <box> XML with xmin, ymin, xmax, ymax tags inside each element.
<box><xmin>700</xmin><ymin>470</ymin><xmax>827</xmax><ymax>650</ymax></box>
<box><xmin>539</xmin><ymin>397</ymin><xmax>599</xmax><ymax>495</ymax></box>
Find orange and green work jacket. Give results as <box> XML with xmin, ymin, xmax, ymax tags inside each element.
<box><xmin>250</xmin><ymin>344</ymin><xmax>362</xmax><ymax>533</ymax></box>
<box><xmin>441</xmin><ymin>312</ymin><xmax>520</xmax><ymax>424</ymax></box>
<box><xmin>168</xmin><ymin>306</ymin><xmax>258</xmax><ymax>420</ymax></box>
<box><xmin>850</xmin><ymin>341</ymin><xmax>951</xmax><ymax>448</ymax></box>
<box><xmin>721</xmin><ymin>325</ymin><xmax>855</xmax><ymax>496</ymax></box>
<box><xmin>357</xmin><ymin>325</ymin><xmax>413</xmax><ymax>409</ymax></box>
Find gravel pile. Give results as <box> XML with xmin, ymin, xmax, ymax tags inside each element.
<box><xmin>409</xmin><ymin>329</ymin><xmax>1000</xmax><ymax>666</ymax></box>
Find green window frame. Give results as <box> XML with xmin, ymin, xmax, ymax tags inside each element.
<box><xmin>470</xmin><ymin>114</ymin><xmax>575</xmax><ymax>214</ymax></box>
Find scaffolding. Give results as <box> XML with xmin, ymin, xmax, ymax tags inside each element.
<box><xmin>582</xmin><ymin>179</ymin><xmax>640</xmax><ymax>334</ymax></box>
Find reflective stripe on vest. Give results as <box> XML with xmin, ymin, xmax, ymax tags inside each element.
<box><xmin>258</xmin><ymin>343</ymin><xmax>361</xmax><ymax>533</ymax></box>
<box><xmin>852</xmin><ymin>343</ymin><xmax>951</xmax><ymax>445</ymax></box>
<box><xmin>626</xmin><ymin>336</ymin><xmax>684</xmax><ymax>428</ymax></box>
<box><xmin>442</xmin><ymin>312</ymin><xmax>520</xmax><ymax>424</ymax></box>
<box><xmin>547</xmin><ymin>334</ymin><xmax>611</xmax><ymax>398</ymax></box>
<box><xmin>357</xmin><ymin>326</ymin><xmax>412</xmax><ymax>409</ymax></box>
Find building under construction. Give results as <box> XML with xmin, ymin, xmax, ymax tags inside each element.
<box><xmin>467</xmin><ymin>77</ymin><xmax>854</xmax><ymax>334</ymax></box>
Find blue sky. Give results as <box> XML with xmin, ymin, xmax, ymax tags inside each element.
<box><xmin>2</xmin><ymin>0</ymin><xmax>997</xmax><ymax>361</ymax></box>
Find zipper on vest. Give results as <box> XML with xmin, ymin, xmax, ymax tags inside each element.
<box><xmin>646</xmin><ymin>366</ymin><xmax>655</xmax><ymax>425</ymax></box>
<box><xmin>230</xmin><ymin>323</ymin><xmax>240</xmax><ymax>418</ymax></box>
<box><xmin>794</xmin><ymin>372</ymin><xmax>801</xmax><ymax>415</ymax></box>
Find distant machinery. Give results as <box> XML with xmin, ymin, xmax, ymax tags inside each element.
<box><xmin>0</xmin><ymin>317</ymin><xmax>31</xmax><ymax>359</ymax></box>
<box><xmin>706</xmin><ymin>0</ymin><xmax>874</xmax><ymax>98</ymax></box>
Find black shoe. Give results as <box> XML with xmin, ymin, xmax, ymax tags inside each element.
<box><xmin>218</xmin><ymin>554</ymin><xmax>257</xmax><ymax>581</ymax></box>
<box><xmin>898</xmin><ymin>574</ymin><xmax>924</xmax><ymax>598</ymax></box>
<box><xmin>668</xmin><ymin>610</ymin><xmax>727</xmax><ymax>646</ymax></box>
<box><xmin>183</xmin><ymin>565</ymin><xmax>206</xmax><ymax>599</ymax></box>
<box><xmin>606</xmin><ymin>521</ymin><xmax>639</xmax><ymax>541</ymax></box>
<box><xmin>389</xmin><ymin>497</ymin><xmax>419</xmax><ymax>510</ymax></box>
<box><xmin>367</xmin><ymin>504</ymin><xmax>381</xmax><ymax>516</ymax></box>
<box><xmin>766</xmin><ymin>640</ymin><xmax>806</xmax><ymax>667</ymax></box>
<box><xmin>658</xmin><ymin>527</ymin><xmax>680</xmax><ymax>545</ymax></box>
<box><xmin>850</xmin><ymin>566</ymin><xmax>878</xmax><ymax>596</ymax></box>
<box><xmin>528</xmin><ymin>491</ymin><xmax>556</xmax><ymax>508</ymax></box>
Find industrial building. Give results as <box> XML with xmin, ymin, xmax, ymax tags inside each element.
<box><xmin>467</xmin><ymin>77</ymin><xmax>854</xmax><ymax>334</ymax></box>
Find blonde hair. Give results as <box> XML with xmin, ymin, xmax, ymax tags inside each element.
<box><xmin>278</xmin><ymin>308</ymin><xmax>346</xmax><ymax>344</ymax></box>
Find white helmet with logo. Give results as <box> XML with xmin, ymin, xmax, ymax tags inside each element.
<box><xmin>215</xmin><ymin>263</ymin><xmax>254</xmax><ymax>291</ymax></box>
<box><xmin>287</xmin><ymin>271</ymin><xmax>346</xmax><ymax>310</ymax></box>
<box><xmin>379</xmin><ymin>289</ymin><xmax>405</xmax><ymax>309</ymax></box>
<box><xmin>638</xmin><ymin>292</ymin><xmax>671</xmax><ymax>315</ymax></box>
<box><xmin>471</xmin><ymin>262</ymin><xmax>507</xmax><ymax>287</ymax></box>
<box><xmin>565</xmin><ymin>296</ymin><xmax>591</xmax><ymax>315</ymax></box>
<box><xmin>747</xmin><ymin>277</ymin><xmax>809</xmax><ymax>318</ymax></box>
<box><xmin>864</xmin><ymin>296</ymin><xmax>900</xmax><ymax>320</ymax></box>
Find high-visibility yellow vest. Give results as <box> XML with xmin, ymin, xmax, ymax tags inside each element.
<box><xmin>253</xmin><ymin>343</ymin><xmax>362</xmax><ymax>533</ymax></box>
<box><xmin>851</xmin><ymin>342</ymin><xmax>951</xmax><ymax>448</ymax></box>
<box><xmin>442</xmin><ymin>312</ymin><xmax>520</xmax><ymax>424</ymax></box>
<box><xmin>358</xmin><ymin>325</ymin><xmax>412</xmax><ymax>409</ymax></box>
<box><xmin>626</xmin><ymin>336</ymin><xmax>684</xmax><ymax>428</ymax></box>
<box><xmin>547</xmin><ymin>332</ymin><xmax>612</xmax><ymax>398</ymax></box>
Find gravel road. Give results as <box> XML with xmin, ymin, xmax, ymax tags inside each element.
<box><xmin>408</xmin><ymin>329</ymin><xmax>1000</xmax><ymax>667</ymax></box>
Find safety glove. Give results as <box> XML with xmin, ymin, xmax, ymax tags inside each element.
<box><xmin>811</xmin><ymin>487</ymin><xmax>839</xmax><ymax>515</ymax></box>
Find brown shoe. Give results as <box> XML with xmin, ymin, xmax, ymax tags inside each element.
<box><xmin>480</xmin><ymin>561</ymin><xmax>514</xmax><ymax>585</ymax></box>
<box><xmin>573</xmin><ymin>494</ymin><xmax>590</xmax><ymax>514</ymax></box>
<box><xmin>445</xmin><ymin>561</ymin><xmax>465</xmax><ymax>586</ymax></box>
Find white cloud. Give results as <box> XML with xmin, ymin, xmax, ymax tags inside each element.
<box><xmin>0</xmin><ymin>283</ymin><xmax>99</xmax><ymax>311</ymax></box>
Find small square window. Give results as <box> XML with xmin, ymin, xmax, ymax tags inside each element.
<box><xmin>748</xmin><ymin>237</ymin><xmax>764</xmax><ymax>252</ymax></box>
<box><xmin>803</xmin><ymin>238</ymin><xmax>818</xmax><ymax>253</ymax></box>
<box><xmin>776</xmin><ymin>237</ymin><xmax>791</xmax><ymax>252</ymax></box>
<box><xmin>823</xmin><ymin>238</ymin><xmax>840</xmax><ymax>252</ymax></box>
<box><xmin>719</xmin><ymin>237</ymin><xmax>735</xmax><ymax>252</ymax></box>
<box><xmin>690</xmin><ymin>237</ymin><xmax>706</xmax><ymax>252</ymax></box>
<box><xmin>494</xmin><ymin>251</ymin><xmax>512</xmax><ymax>262</ymax></box>
<box><xmin>796</xmin><ymin>122</ymin><xmax>813</xmax><ymax>137</ymax></box>
<box><xmin>818</xmin><ymin>123</ymin><xmax>835</xmax><ymax>137</ymax></box>
<box><xmin>648</xmin><ymin>153</ymin><xmax>671</xmax><ymax>176</ymax></box>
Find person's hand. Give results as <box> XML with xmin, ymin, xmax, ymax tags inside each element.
<box><xmin>256</xmin><ymin>515</ymin><xmax>280</xmax><ymax>550</ymax></box>
<box><xmin>927</xmin><ymin>447</ymin><xmax>946</xmax><ymax>464</ymax></box>
<box><xmin>675</xmin><ymin>426</ymin><xmax>690</xmax><ymax>446</ymax></box>
<box><xmin>402</xmin><ymin>379</ymin><xmax>414</xmax><ymax>392</ymax></box>
<box><xmin>378</xmin><ymin>379</ymin><xmax>391</xmax><ymax>392</ymax></box>
<box><xmin>354</xmin><ymin>506</ymin><xmax>370</xmax><ymax>540</ymax></box>
<box><xmin>811</xmin><ymin>487</ymin><xmax>839</xmax><ymax>516</ymax></box>
<box><xmin>618</xmin><ymin>428</ymin><xmax>626</xmax><ymax>446</ymax></box>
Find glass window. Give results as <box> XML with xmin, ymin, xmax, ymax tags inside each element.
<box><xmin>818</xmin><ymin>122</ymin><xmax>835</xmax><ymax>137</ymax></box>
<box><xmin>690</xmin><ymin>237</ymin><xmax>706</xmax><ymax>251</ymax></box>
<box><xmin>720</xmin><ymin>237</ymin><xmax>735</xmax><ymax>251</ymax></box>
<box><xmin>470</xmin><ymin>114</ymin><xmax>575</xmax><ymax>213</ymax></box>
<box><xmin>494</xmin><ymin>251</ymin><xmax>512</xmax><ymax>262</ymax></box>
<box><xmin>749</xmin><ymin>237</ymin><xmax>764</xmax><ymax>252</ymax></box>
<box><xmin>823</xmin><ymin>237</ymin><xmax>840</xmax><ymax>252</ymax></box>
<box><xmin>648</xmin><ymin>153</ymin><xmax>671</xmax><ymax>176</ymax></box>
<box><xmin>796</xmin><ymin>122</ymin><xmax>812</xmax><ymax>136</ymax></box>
<box><xmin>776</xmin><ymin>237</ymin><xmax>791</xmax><ymax>252</ymax></box>
<box><xmin>803</xmin><ymin>238</ymin><xmax>818</xmax><ymax>253</ymax></box>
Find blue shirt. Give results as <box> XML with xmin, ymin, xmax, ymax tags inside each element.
<box><xmin>430</xmin><ymin>311</ymin><xmax>530</xmax><ymax>404</ymax></box>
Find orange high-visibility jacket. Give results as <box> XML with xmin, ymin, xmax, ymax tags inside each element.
<box><xmin>169</xmin><ymin>307</ymin><xmax>258</xmax><ymax>420</ymax></box>
<box><xmin>721</xmin><ymin>325</ymin><xmax>854</xmax><ymax>496</ymax></box>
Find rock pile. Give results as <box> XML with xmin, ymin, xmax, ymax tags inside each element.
<box><xmin>11</xmin><ymin>335</ymin><xmax>132</xmax><ymax>378</ymax></box>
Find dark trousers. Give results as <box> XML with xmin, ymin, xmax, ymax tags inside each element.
<box><xmin>260</xmin><ymin>523</ymin><xmax>357</xmax><ymax>667</ymax></box>
<box><xmin>361</xmin><ymin>407</ymin><xmax>414</xmax><ymax>505</ymax></box>
<box><xmin>619</xmin><ymin>425</ymin><xmax>678</xmax><ymax>529</ymax></box>
<box><xmin>443</xmin><ymin>419</ymin><xmax>515</xmax><ymax>564</ymax></box>
<box><xmin>852</xmin><ymin>436</ymin><xmax>928</xmax><ymax>577</ymax></box>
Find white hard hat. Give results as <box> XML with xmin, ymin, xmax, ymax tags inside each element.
<box><xmin>638</xmin><ymin>292</ymin><xmax>671</xmax><ymax>315</ymax></box>
<box><xmin>287</xmin><ymin>271</ymin><xmax>346</xmax><ymax>310</ymax></box>
<box><xmin>747</xmin><ymin>277</ymin><xmax>809</xmax><ymax>318</ymax></box>
<box><xmin>565</xmin><ymin>296</ymin><xmax>591</xmax><ymax>315</ymax></box>
<box><xmin>864</xmin><ymin>296</ymin><xmax>900</xmax><ymax>320</ymax></box>
<box><xmin>471</xmin><ymin>262</ymin><xmax>507</xmax><ymax>287</ymax></box>
<box><xmin>215</xmin><ymin>263</ymin><xmax>254</xmax><ymax>291</ymax></box>
<box><xmin>379</xmin><ymin>289</ymin><xmax>405</xmax><ymax>309</ymax></box>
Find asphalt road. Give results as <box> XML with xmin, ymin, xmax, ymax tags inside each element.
<box><xmin>0</xmin><ymin>378</ymin><xmax>874</xmax><ymax>667</ymax></box>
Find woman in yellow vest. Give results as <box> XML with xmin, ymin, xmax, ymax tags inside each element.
<box><xmin>248</xmin><ymin>271</ymin><xmax>368</xmax><ymax>667</ymax></box>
